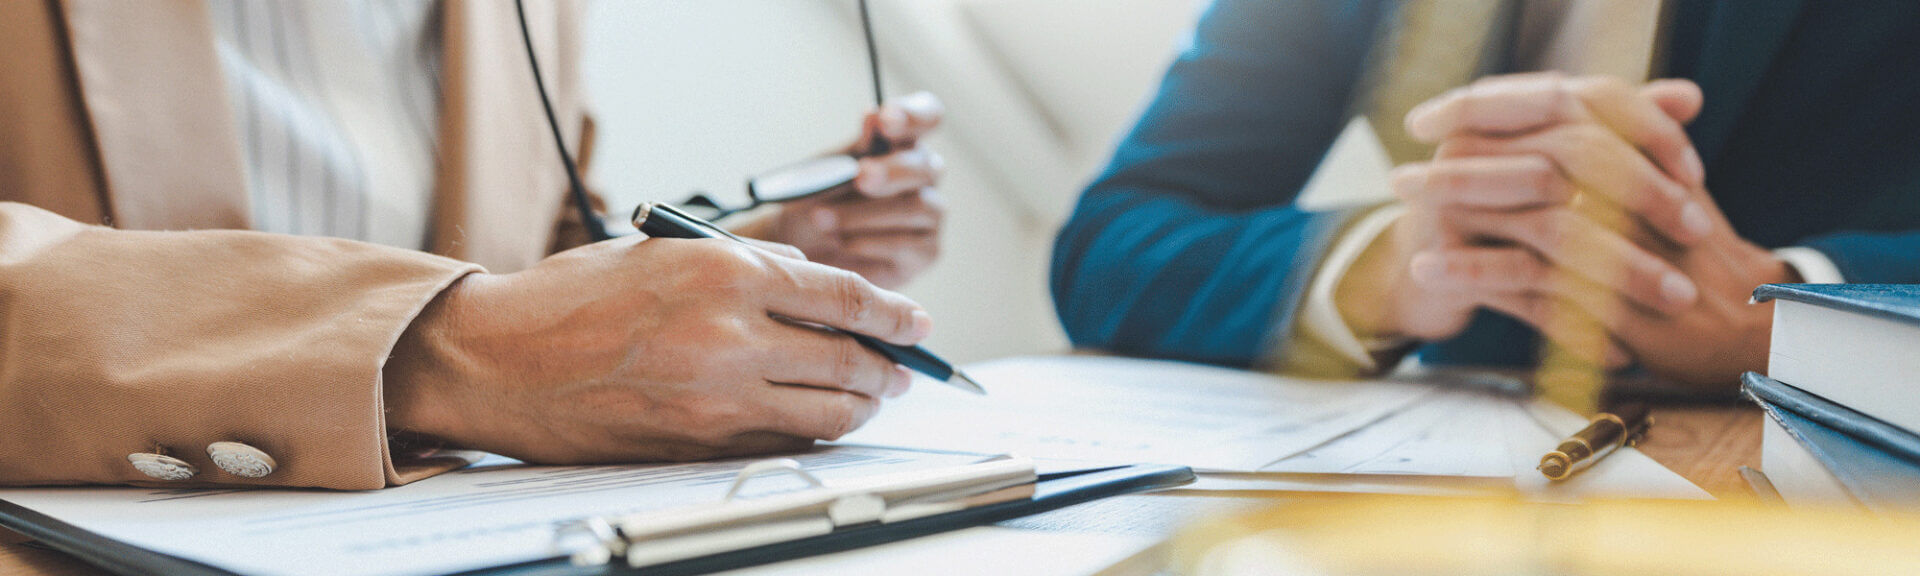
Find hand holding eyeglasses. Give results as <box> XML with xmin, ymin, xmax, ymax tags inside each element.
<box><xmin>732</xmin><ymin>92</ymin><xmax>948</xmax><ymax>289</ymax></box>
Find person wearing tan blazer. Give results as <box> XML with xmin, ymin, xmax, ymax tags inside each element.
<box><xmin>0</xmin><ymin>1</ymin><xmax>950</xmax><ymax>490</ymax></box>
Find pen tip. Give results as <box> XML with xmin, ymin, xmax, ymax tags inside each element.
<box><xmin>949</xmin><ymin>370</ymin><xmax>987</xmax><ymax>395</ymax></box>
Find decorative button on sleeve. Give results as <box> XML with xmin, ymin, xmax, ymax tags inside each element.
<box><xmin>128</xmin><ymin>453</ymin><xmax>197</xmax><ymax>481</ymax></box>
<box><xmin>207</xmin><ymin>442</ymin><xmax>277</xmax><ymax>478</ymax></box>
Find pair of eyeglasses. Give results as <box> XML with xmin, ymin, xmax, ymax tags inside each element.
<box><xmin>516</xmin><ymin>0</ymin><xmax>892</xmax><ymax>240</ymax></box>
<box><xmin>677</xmin><ymin>154</ymin><xmax>863</xmax><ymax>221</ymax></box>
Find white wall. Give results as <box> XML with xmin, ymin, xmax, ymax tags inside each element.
<box><xmin>583</xmin><ymin>1</ymin><xmax>1208</xmax><ymax>363</ymax></box>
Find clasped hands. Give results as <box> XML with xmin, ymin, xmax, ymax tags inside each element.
<box><xmin>382</xmin><ymin>95</ymin><xmax>948</xmax><ymax>465</ymax></box>
<box><xmin>1339</xmin><ymin>73</ymin><xmax>1795</xmax><ymax>389</ymax></box>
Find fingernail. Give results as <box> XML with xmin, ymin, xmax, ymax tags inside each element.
<box><xmin>813</xmin><ymin>208</ymin><xmax>837</xmax><ymax>230</ymax></box>
<box><xmin>882</xmin><ymin>109</ymin><xmax>908</xmax><ymax>137</ymax></box>
<box><xmin>1403</xmin><ymin>89</ymin><xmax>1462</xmax><ymax>142</ymax></box>
<box><xmin>1409</xmin><ymin>254</ymin><xmax>1446</xmax><ymax>285</ymax></box>
<box><xmin>857</xmin><ymin>158</ymin><xmax>889</xmax><ymax>194</ymax></box>
<box><xmin>1680</xmin><ymin>202</ymin><xmax>1712</xmax><ymax>240</ymax></box>
<box><xmin>887</xmin><ymin>366</ymin><xmax>914</xmax><ymax>398</ymax></box>
<box><xmin>909</xmin><ymin>310</ymin><xmax>934</xmax><ymax>340</ymax></box>
<box><xmin>1403</xmin><ymin>104</ymin><xmax>1438</xmax><ymax>142</ymax></box>
<box><xmin>902</xmin><ymin>91</ymin><xmax>938</xmax><ymax>109</ymax></box>
<box><xmin>1661</xmin><ymin>272</ymin><xmax>1698</xmax><ymax>307</ymax></box>
<box><xmin>1681</xmin><ymin>148</ymin><xmax>1705</xmax><ymax>186</ymax></box>
<box><xmin>1659</xmin><ymin>181</ymin><xmax>1689</xmax><ymax>202</ymax></box>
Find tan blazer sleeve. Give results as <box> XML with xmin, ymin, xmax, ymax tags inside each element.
<box><xmin>0</xmin><ymin>202</ymin><xmax>482</xmax><ymax>490</ymax></box>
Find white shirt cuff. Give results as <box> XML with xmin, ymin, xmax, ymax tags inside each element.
<box><xmin>1296</xmin><ymin>205</ymin><xmax>1408</xmax><ymax>371</ymax></box>
<box><xmin>1774</xmin><ymin>247</ymin><xmax>1845</xmax><ymax>284</ymax></box>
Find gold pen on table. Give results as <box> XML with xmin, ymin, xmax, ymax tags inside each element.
<box><xmin>1538</xmin><ymin>403</ymin><xmax>1653</xmax><ymax>481</ymax></box>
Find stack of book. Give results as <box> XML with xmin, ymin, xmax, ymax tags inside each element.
<box><xmin>1747</xmin><ymin>284</ymin><xmax>1920</xmax><ymax>513</ymax></box>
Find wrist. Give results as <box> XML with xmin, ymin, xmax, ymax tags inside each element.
<box><xmin>384</xmin><ymin>273</ymin><xmax>488</xmax><ymax>446</ymax></box>
<box><xmin>1741</xmin><ymin>242</ymin><xmax>1803</xmax><ymax>286</ymax></box>
<box><xmin>1773</xmin><ymin>256</ymin><xmax>1802</xmax><ymax>284</ymax></box>
<box><xmin>1334</xmin><ymin>223</ymin><xmax>1411</xmax><ymax>340</ymax></box>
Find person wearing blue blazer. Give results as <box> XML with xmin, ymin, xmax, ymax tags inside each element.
<box><xmin>1051</xmin><ymin>0</ymin><xmax>1920</xmax><ymax>390</ymax></box>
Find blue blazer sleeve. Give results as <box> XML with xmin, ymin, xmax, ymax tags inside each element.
<box><xmin>1801</xmin><ymin>231</ymin><xmax>1920</xmax><ymax>284</ymax></box>
<box><xmin>1050</xmin><ymin>0</ymin><xmax>1385</xmax><ymax>367</ymax></box>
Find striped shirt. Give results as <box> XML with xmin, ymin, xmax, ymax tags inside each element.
<box><xmin>205</xmin><ymin>0</ymin><xmax>441</xmax><ymax>249</ymax></box>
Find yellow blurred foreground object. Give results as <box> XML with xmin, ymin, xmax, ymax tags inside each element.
<box><xmin>1166</xmin><ymin>494</ymin><xmax>1920</xmax><ymax>576</ymax></box>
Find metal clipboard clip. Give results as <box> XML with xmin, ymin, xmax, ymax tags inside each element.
<box><xmin>553</xmin><ymin>455</ymin><xmax>1038</xmax><ymax>569</ymax></box>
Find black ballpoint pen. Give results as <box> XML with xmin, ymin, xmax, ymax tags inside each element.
<box><xmin>632</xmin><ymin>202</ymin><xmax>986</xmax><ymax>395</ymax></box>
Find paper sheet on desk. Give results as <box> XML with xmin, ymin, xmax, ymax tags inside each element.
<box><xmin>1261</xmin><ymin>388</ymin><xmax>1515</xmax><ymax>477</ymax></box>
<box><xmin>1182</xmin><ymin>396</ymin><xmax>1711</xmax><ymax>500</ymax></box>
<box><xmin>0</xmin><ymin>446</ymin><xmax>984</xmax><ymax>576</ymax></box>
<box><xmin>841</xmin><ymin>356</ymin><xmax>1436</xmax><ymax>472</ymax></box>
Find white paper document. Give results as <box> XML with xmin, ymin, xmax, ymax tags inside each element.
<box><xmin>841</xmin><ymin>356</ymin><xmax>1436</xmax><ymax>472</ymax></box>
<box><xmin>1260</xmin><ymin>388</ymin><xmax>1516</xmax><ymax>477</ymax></box>
<box><xmin>0</xmin><ymin>446</ymin><xmax>985</xmax><ymax>576</ymax></box>
<box><xmin>845</xmin><ymin>355</ymin><xmax>1706</xmax><ymax>500</ymax></box>
<box><xmin>1184</xmin><ymin>396</ymin><xmax>1710</xmax><ymax>500</ymax></box>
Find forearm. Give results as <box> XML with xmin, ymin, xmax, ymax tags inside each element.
<box><xmin>1050</xmin><ymin>189</ymin><xmax>1355</xmax><ymax>367</ymax></box>
<box><xmin>0</xmin><ymin>202</ymin><xmax>480</xmax><ymax>489</ymax></box>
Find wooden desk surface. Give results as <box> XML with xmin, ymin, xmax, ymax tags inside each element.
<box><xmin>1636</xmin><ymin>404</ymin><xmax>1766</xmax><ymax>499</ymax></box>
<box><xmin>0</xmin><ymin>540</ymin><xmax>97</xmax><ymax>576</ymax></box>
<box><xmin>0</xmin><ymin>404</ymin><xmax>1767</xmax><ymax>576</ymax></box>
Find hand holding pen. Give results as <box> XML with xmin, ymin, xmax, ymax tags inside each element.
<box><xmin>637</xmin><ymin>203</ymin><xmax>984</xmax><ymax>395</ymax></box>
<box><xmin>384</xmin><ymin>229</ymin><xmax>944</xmax><ymax>465</ymax></box>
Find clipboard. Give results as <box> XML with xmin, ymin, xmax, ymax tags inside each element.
<box><xmin>0</xmin><ymin>460</ymin><xmax>1192</xmax><ymax>576</ymax></box>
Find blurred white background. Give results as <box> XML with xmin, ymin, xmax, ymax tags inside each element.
<box><xmin>585</xmin><ymin>0</ymin><xmax>1388</xmax><ymax>363</ymax></box>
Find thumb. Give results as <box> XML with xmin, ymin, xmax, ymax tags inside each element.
<box><xmin>1641</xmin><ymin>79</ymin><xmax>1704</xmax><ymax>124</ymax></box>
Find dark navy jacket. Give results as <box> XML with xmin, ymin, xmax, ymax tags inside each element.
<box><xmin>1051</xmin><ymin>0</ymin><xmax>1920</xmax><ymax>369</ymax></box>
